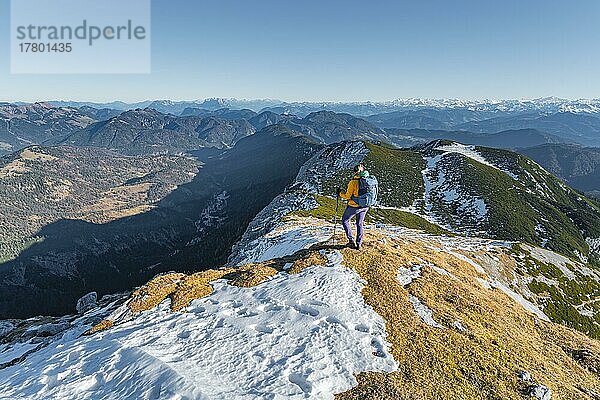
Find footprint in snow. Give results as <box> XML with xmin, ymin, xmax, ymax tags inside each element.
<box><xmin>222</xmin><ymin>300</ymin><xmax>243</xmax><ymax>309</ymax></box>
<box><xmin>177</xmin><ymin>330</ymin><xmax>191</xmax><ymax>339</ymax></box>
<box><xmin>67</xmin><ymin>350</ymin><xmax>81</xmax><ymax>362</ymax></box>
<box><xmin>252</xmin><ymin>324</ymin><xmax>274</xmax><ymax>334</ymax></box>
<box><xmin>325</xmin><ymin>316</ymin><xmax>348</xmax><ymax>329</ymax></box>
<box><xmin>355</xmin><ymin>323</ymin><xmax>370</xmax><ymax>333</ymax></box>
<box><xmin>299</xmin><ymin>298</ymin><xmax>328</xmax><ymax>307</ymax></box>
<box><xmin>263</xmin><ymin>302</ymin><xmax>284</xmax><ymax>312</ymax></box>
<box><xmin>192</xmin><ymin>305</ymin><xmax>206</xmax><ymax>313</ymax></box>
<box><xmin>290</xmin><ymin>344</ymin><xmax>307</xmax><ymax>356</ymax></box>
<box><xmin>220</xmin><ymin>308</ymin><xmax>235</xmax><ymax>317</ymax></box>
<box><xmin>41</xmin><ymin>372</ymin><xmax>60</xmax><ymax>389</ymax></box>
<box><xmin>370</xmin><ymin>338</ymin><xmax>386</xmax><ymax>358</ymax></box>
<box><xmin>293</xmin><ymin>304</ymin><xmax>319</xmax><ymax>317</ymax></box>
<box><xmin>288</xmin><ymin>372</ymin><xmax>312</xmax><ymax>393</ymax></box>
<box><xmin>237</xmin><ymin>308</ymin><xmax>259</xmax><ymax>318</ymax></box>
<box><xmin>213</xmin><ymin>318</ymin><xmax>224</xmax><ymax>329</ymax></box>
<box><xmin>256</xmin><ymin>303</ymin><xmax>267</xmax><ymax>312</ymax></box>
<box><xmin>82</xmin><ymin>373</ymin><xmax>105</xmax><ymax>392</ymax></box>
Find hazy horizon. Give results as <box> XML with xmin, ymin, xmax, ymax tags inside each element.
<box><xmin>3</xmin><ymin>95</ymin><xmax>600</xmax><ymax>105</ymax></box>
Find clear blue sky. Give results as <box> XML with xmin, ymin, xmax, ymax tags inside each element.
<box><xmin>1</xmin><ymin>0</ymin><xmax>599</xmax><ymax>102</ymax></box>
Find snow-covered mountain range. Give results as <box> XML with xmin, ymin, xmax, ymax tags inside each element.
<box><xmin>39</xmin><ymin>97</ymin><xmax>600</xmax><ymax>116</ymax></box>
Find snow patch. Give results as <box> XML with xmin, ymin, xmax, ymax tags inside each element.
<box><xmin>409</xmin><ymin>295</ymin><xmax>444</xmax><ymax>329</ymax></box>
<box><xmin>234</xmin><ymin>218</ymin><xmax>332</xmax><ymax>265</ymax></box>
<box><xmin>522</xmin><ymin>244</ymin><xmax>576</xmax><ymax>280</ymax></box>
<box><xmin>477</xmin><ymin>277</ymin><xmax>493</xmax><ymax>290</ymax></box>
<box><xmin>0</xmin><ymin>259</ymin><xmax>397</xmax><ymax>399</ymax></box>
<box><xmin>578</xmin><ymin>307</ymin><xmax>596</xmax><ymax>318</ymax></box>
<box><xmin>445</xmin><ymin>250</ymin><xmax>486</xmax><ymax>274</ymax></box>
<box><xmin>430</xmin><ymin>265</ymin><xmax>458</xmax><ymax>280</ymax></box>
<box><xmin>478</xmin><ymin>278</ymin><xmax>549</xmax><ymax>322</ymax></box>
<box><xmin>528</xmin><ymin>384</ymin><xmax>552</xmax><ymax>400</ymax></box>
<box><xmin>435</xmin><ymin>143</ymin><xmax>518</xmax><ymax>179</ymax></box>
<box><xmin>587</xmin><ymin>237</ymin><xmax>600</xmax><ymax>255</ymax></box>
<box><xmin>452</xmin><ymin>321</ymin><xmax>467</xmax><ymax>332</ymax></box>
<box><xmin>397</xmin><ymin>265</ymin><xmax>422</xmax><ymax>286</ymax></box>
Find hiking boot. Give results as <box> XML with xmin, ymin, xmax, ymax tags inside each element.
<box><xmin>346</xmin><ymin>240</ymin><xmax>356</xmax><ymax>249</ymax></box>
<box><xmin>356</xmin><ymin>242</ymin><xmax>362</xmax><ymax>250</ymax></box>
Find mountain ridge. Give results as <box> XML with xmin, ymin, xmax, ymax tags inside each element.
<box><xmin>2</xmin><ymin>182</ymin><xmax>600</xmax><ymax>399</ymax></box>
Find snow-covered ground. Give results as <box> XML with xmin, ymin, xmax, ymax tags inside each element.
<box><xmin>233</xmin><ymin>217</ymin><xmax>333</xmax><ymax>265</ymax></box>
<box><xmin>0</xmin><ymin>220</ymin><xmax>396</xmax><ymax>400</ymax></box>
<box><xmin>408</xmin><ymin>295</ymin><xmax>445</xmax><ymax>329</ymax></box>
<box><xmin>435</xmin><ymin>143</ymin><xmax>518</xmax><ymax>180</ymax></box>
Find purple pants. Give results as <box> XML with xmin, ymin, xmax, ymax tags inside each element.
<box><xmin>341</xmin><ymin>206</ymin><xmax>368</xmax><ymax>245</ymax></box>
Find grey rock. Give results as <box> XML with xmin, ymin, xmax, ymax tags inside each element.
<box><xmin>76</xmin><ymin>292</ymin><xmax>98</xmax><ymax>314</ymax></box>
<box><xmin>517</xmin><ymin>370</ymin><xmax>532</xmax><ymax>381</ymax></box>
<box><xmin>0</xmin><ymin>321</ymin><xmax>15</xmax><ymax>338</ymax></box>
<box><xmin>528</xmin><ymin>384</ymin><xmax>552</xmax><ymax>400</ymax></box>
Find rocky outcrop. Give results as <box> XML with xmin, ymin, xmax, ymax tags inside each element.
<box><xmin>76</xmin><ymin>292</ymin><xmax>98</xmax><ymax>314</ymax></box>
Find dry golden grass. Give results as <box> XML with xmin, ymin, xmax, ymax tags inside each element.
<box><xmin>0</xmin><ymin>149</ymin><xmax>58</xmax><ymax>178</ymax></box>
<box><xmin>335</xmin><ymin>231</ymin><xmax>600</xmax><ymax>400</ymax></box>
<box><xmin>170</xmin><ymin>269</ymin><xmax>234</xmax><ymax>312</ymax></box>
<box><xmin>104</xmin><ymin>183</ymin><xmax>153</xmax><ymax>197</ymax></box>
<box><xmin>128</xmin><ymin>273</ymin><xmax>186</xmax><ymax>313</ymax></box>
<box><xmin>20</xmin><ymin>148</ymin><xmax>58</xmax><ymax>161</ymax></box>
<box><xmin>81</xmin><ymin>183</ymin><xmax>155</xmax><ymax>222</ymax></box>
<box><xmin>100</xmin><ymin>205</ymin><xmax>155</xmax><ymax>220</ymax></box>
<box><xmin>226</xmin><ymin>264</ymin><xmax>279</xmax><ymax>288</ymax></box>
<box><xmin>83</xmin><ymin>319</ymin><xmax>114</xmax><ymax>336</ymax></box>
<box><xmin>287</xmin><ymin>251</ymin><xmax>328</xmax><ymax>274</ymax></box>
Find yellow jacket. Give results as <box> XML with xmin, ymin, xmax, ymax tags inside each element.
<box><xmin>339</xmin><ymin>175</ymin><xmax>361</xmax><ymax>207</ymax></box>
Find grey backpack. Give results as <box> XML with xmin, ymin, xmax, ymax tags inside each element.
<box><xmin>353</xmin><ymin>175</ymin><xmax>378</xmax><ymax>207</ymax></box>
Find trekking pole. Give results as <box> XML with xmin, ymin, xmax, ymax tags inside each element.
<box><xmin>333</xmin><ymin>194</ymin><xmax>340</xmax><ymax>246</ymax></box>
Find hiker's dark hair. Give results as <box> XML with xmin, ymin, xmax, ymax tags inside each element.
<box><xmin>353</xmin><ymin>163</ymin><xmax>364</xmax><ymax>172</ymax></box>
